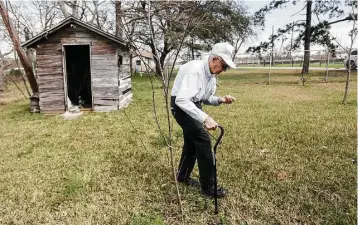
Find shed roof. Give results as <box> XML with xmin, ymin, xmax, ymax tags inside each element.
<box><xmin>22</xmin><ymin>16</ymin><xmax>127</xmax><ymax>48</ymax></box>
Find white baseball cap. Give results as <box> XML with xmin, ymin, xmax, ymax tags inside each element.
<box><xmin>211</xmin><ymin>42</ymin><xmax>236</xmax><ymax>69</ymax></box>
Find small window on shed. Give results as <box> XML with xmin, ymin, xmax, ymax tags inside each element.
<box><xmin>118</xmin><ymin>55</ymin><xmax>123</xmax><ymax>67</ymax></box>
<box><xmin>351</xmin><ymin>50</ymin><xmax>357</xmax><ymax>56</ymax></box>
<box><xmin>136</xmin><ymin>60</ymin><xmax>141</xmax><ymax>65</ymax></box>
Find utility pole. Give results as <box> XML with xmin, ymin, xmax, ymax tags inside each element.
<box><xmin>289</xmin><ymin>21</ymin><xmax>294</xmax><ymax>58</ymax></box>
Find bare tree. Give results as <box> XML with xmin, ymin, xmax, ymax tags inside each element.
<box><xmin>0</xmin><ymin>46</ymin><xmax>14</xmax><ymax>93</ymax></box>
<box><xmin>0</xmin><ymin>0</ymin><xmax>38</xmax><ymax>95</ymax></box>
<box><xmin>0</xmin><ymin>51</ymin><xmax>28</xmax><ymax>99</ymax></box>
<box><xmin>4</xmin><ymin>1</ymin><xmax>63</xmax><ymax>76</ymax></box>
<box><xmin>58</xmin><ymin>1</ymin><xmax>81</xmax><ymax>19</ymax></box>
<box><xmin>119</xmin><ymin>1</ymin><xmax>229</xmax><ymax>215</ymax></box>
<box><xmin>58</xmin><ymin>0</ymin><xmax>112</xmax><ymax>32</ymax></box>
<box><xmin>58</xmin><ymin>1</ymin><xmax>71</xmax><ymax>18</ymax></box>
<box><xmin>230</xmin><ymin>3</ymin><xmax>255</xmax><ymax>60</ymax></box>
<box><xmin>120</xmin><ymin>1</ymin><xmax>252</xmax><ymax>76</ymax></box>
<box><xmin>315</xmin><ymin>2</ymin><xmax>357</xmax><ymax>104</ymax></box>
<box><xmin>6</xmin><ymin>1</ymin><xmax>37</xmax><ymax>38</ymax></box>
<box><xmin>0</xmin><ymin>60</ymin><xmax>12</xmax><ymax>93</ymax></box>
<box><xmin>32</xmin><ymin>1</ymin><xmax>62</xmax><ymax>31</ymax></box>
<box><xmin>1</xmin><ymin>1</ymin><xmax>63</xmax><ymax>44</ymax></box>
<box><xmin>342</xmin><ymin>4</ymin><xmax>357</xmax><ymax>104</ymax></box>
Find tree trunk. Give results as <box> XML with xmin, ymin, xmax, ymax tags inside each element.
<box><xmin>129</xmin><ymin>53</ymin><xmax>133</xmax><ymax>76</ymax></box>
<box><xmin>0</xmin><ymin>69</ymin><xmax>4</xmax><ymax>92</ymax></box>
<box><xmin>115</xmin><ymin>1</ymin><xmax>123</xmax><ymax>39</ymax></box>
<box><xmin>191</xmin><ymin>38</ymin><xmax>194</xmax><ymax>60</ymax></box>
<box><xmin>342</xmin><ymin>4</ymin><xmax>357</xmax><ymax>104</ymax></box>
<box><xmin>0</xmin><ymin>0</ymin><xmax>38</xmax><ymax>94</ymax></box>
<box><xmin>0</xmin><ymin>50</ymin><xmax>4</xmax><ymax>92</ymax></box>
<box><xmin>150</xmin><ymin>42</ymin><xmax>170</xmax><ymax>77</ymax></box>
<box><xmin>325</xmin><ymin>48</ymin><xmax>329</xmax><ymax>83</ymax></box>
<box><xmin>301</xmin><ymin>0</ymin><xmax>312</xmax><ymax>76</ymax></box>
<box><xmin>58</xmin><ymin>1</ymin><xmax>71</xmax><ymax>18</ymax></box>
<box><xmin>71</xmin><ymin>0</ymin><xmax>79</xmax><ymax>18</ymax></box>
<box><xmin>153</xmin><ymin>52</ymin><xmax>167</xmax><ymax>77</ymax></box>
<box><xmin>232</xmin><ymin>38</ymin><xmax>244</xmax><ymax>62</ymax></box>
<box><xmin>342</xmin><ymin>54</ymin><xmax>351</xmax><ymax>104</ymax></box>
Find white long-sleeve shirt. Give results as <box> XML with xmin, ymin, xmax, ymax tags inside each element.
<box><xmin>171</xmin><ymin>58</ymin><xmax>221</xmax><ymax>123</ymax></box>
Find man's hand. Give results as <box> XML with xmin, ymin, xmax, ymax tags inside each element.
<box><xmin>219</xmin><ymin>95</ymin><xmax>236</xmax><ymax>104</ymax></box>
<box><xmin>203</xmin><ymin>116</ymin><xmax>218</xmax><ymax>130</ymax></box>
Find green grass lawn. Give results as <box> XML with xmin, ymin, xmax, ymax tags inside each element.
<box><xmin>0</xmin><ymin>69</ymin><xmax>356</xmax><ymax>224</ymax></box>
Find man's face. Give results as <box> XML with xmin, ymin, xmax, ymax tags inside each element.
<box><xmin>210</xmin><ymin>57</ymin><xmax>229</xmax><ymax>74</ymax></box>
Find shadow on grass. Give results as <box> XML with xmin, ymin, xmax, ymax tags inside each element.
<box><xmin>343</xmin><ymin>99</ymin><xmax>357</xmax><ymax>106</ymax></box>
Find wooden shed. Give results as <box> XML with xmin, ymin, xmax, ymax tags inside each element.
<box><xmin>22</xmin><ymin>16</ymin><xmax>132</xmax><ymax>114</ymax></box>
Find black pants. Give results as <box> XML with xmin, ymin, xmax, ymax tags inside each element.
<box><xmin>171</xmin><ymin>96</ymin><xmax>214</xmax><ymax>189</ymax></box>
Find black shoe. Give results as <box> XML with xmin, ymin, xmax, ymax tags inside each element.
<box><xmin>177</xmin><ymin>177</ymin><xmax>201</xmax><ymax>189</ymax></box>
<box><xmin>201</xmin><ymin>186</ymin><xmax>228</xmax><ymax>198</ymax></box>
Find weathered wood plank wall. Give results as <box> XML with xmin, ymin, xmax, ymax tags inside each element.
<box><xmin>36</xmin><ymin>42</ymin><xmax>64</xmax><ymax>112</ymax></box>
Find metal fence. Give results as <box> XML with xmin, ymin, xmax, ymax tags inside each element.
<box><xmin>236</xmin><ymin>48</ymin><xmax>349</xmax><ymax>69</ymax></box>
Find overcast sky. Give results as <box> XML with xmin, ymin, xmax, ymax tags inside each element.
<box><xmin>241</xmin><ymin>0</ymin><xmax>356</xmax><ymax>54</ymax></box>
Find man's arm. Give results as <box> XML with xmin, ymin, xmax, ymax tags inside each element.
<box><xmin>203</xmin><ymin>95</ymin><xmax>221</xmax><ymax>106</ymax></box>
<box><xmin>204</xmin><ymin>95</ymin><xmax>236</xmax><ymax>105</ymax></box>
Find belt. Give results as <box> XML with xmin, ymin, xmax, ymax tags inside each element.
<box><xmin>171</xmin><ymin>96</ymin><xmax>202</xmax><ymax>109</ymax></box>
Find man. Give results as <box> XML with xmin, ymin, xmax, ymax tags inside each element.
<box><xmin>170</xmin><ymin>42</ymin><xmax>236</xmax><ymax>198</ymax></box>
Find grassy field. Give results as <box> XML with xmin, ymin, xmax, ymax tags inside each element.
<box><xmin>0</xmin><ymin>69</ymin><xmax>356</xmax><ymax>224</ymax></box>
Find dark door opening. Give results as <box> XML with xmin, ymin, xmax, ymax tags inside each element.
<box><xmin>64</xmin><ymin>45</ymin><xmax>92</xmax><ymax>109</ymax></box>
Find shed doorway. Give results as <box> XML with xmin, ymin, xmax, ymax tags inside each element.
<box><xmin>64</xmin><ymin>45</ymin><xmax>92</xmax><ymax>110</ymax></box>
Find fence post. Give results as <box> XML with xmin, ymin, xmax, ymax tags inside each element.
<box><xmin>325</xmin><ymin>48</ymin><xmax>329</xmax><ymax>83</ymax></box>
<box><xmin>268</xmin><ymin>52</ymin><xmax>272</xmax><ymax>84</ymax></box>
<box><xmin>320</xmin><ymin>55</ymin><xmax>322</xmax><ymax>67</ymax></box>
